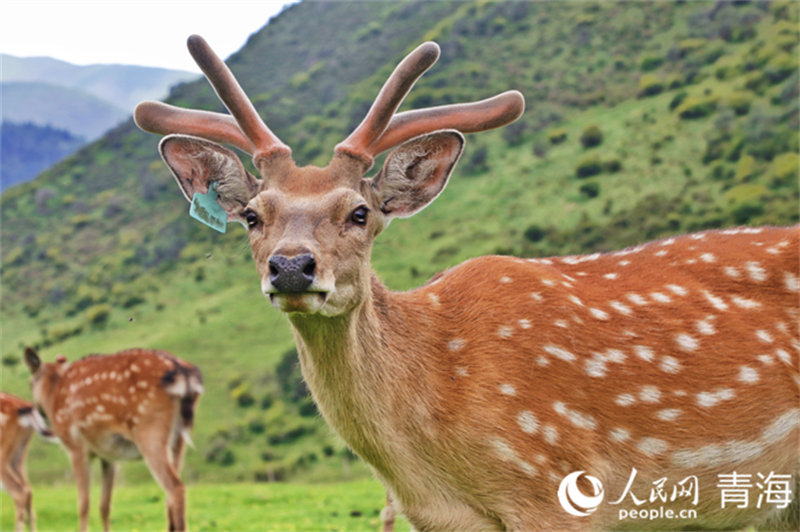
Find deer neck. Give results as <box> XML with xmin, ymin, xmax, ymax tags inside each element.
<box><xmin>286</xmin><ymin>275</ymin><xmax>434</xmax><ymax>474</ymax></box>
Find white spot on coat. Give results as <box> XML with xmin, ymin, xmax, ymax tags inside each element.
<box><xmin>553</xmin><ymin>401</ymin><xmax>597</xmax><ymax>430</ymax></box>
<box><xmin>746</xmin><ymin>262</ymin><xmax>767</xmax><ymax>282</ymax></box>
<box><xmin>784</xmin><ymin>272</ymin><xmax>800</xmax><ymax>293</ymax></box>
<box><xmin>697</xmin><ymin>388</ymin><xmax>735</xmax><ymax>408</ymax></box>
<box><xmin>639</xmin><ymin>386</ymin><xmax>661</xmax><ymax>404</ymax></box>
<box><xmin>676</xmin><ymin>333</ymin><xmax>699</xmax><ymax>352</ymax></box>
<box><xmin>626</xmin><ymin>293</ymin><xmax>648</xmax><ymax>306</ymax></box>
<box><xmin>638</xmin><ymin>438</ymin><xmax>668</xmax><ymax>456</ymax></box>
<box><xmin>615</xmin><ymin>394</ymin><xmax>636</xmax><ymax>407</ymax></box>
<box><xmin>651</xmin><ymin>292</ymin><xmax>672</xmax><ymax>304</ymax></box>
<box><xmin>701</xmin><ymin>253</ymin><xmax>716</xmax><ymax>263</ymax></box>
<box><xmin>498</xmin><ymin>326</ymin><xmax>513</xmax><ymax>338</ymax></box>
<box><xmin>610</xmin><ymin>301</ymin><xmax>632</xmax><ymax>316</ymax></box>
<box><xmin>739</xmin><ymin>366</ymin><xmax>759</xmax><ymax>383</ymax></box>
<box><xmin>696</xmin><ymin>316</ymin><xmax>716</xmax><ymax>335</ymax></box>
<box><xmin>500</xmin><ymin>384</ymin><xmax>516</xmax><ymax>396</ymax></box>
<box><xmin>731</xmin><ymin>296</ymin><xmax>761</xmax><ymax>309</ymax></box>
<box><xmin>517</xmin><ymin>411</ymin><xmax>539</xmax><ymax>434</ymax></box>
<box><xmin>448</xmin><ymin>339</ymin><xmax>466</xmax><ymax>352</ymax></box>
<box><xmin>634</xmin><ymin>345</ymin><xmax>655</xmax><ymax>362</ymax></box>
<box><xmin>657</xmin><ymin>409</ymin><xmax>681</xmax><ymax>421</ymax></box>
<box><xmin>756</xmin><ymin>330</ymin><xmax>774</xmax><ymax>343</ymax></box>
<box><xmin>610</xmin><ymin>428</ymin><xmax>631</xmax><ymax>442</ymax></box>
<box><xmin>659</xmin><ymin>356</ymin><xmax>682</xmax><ymax>374</ymax></box>
<box><xmin>543</xmin><ymin>345</ymin><xmax>576</xmax><ymax>362</ymax></box>
<box><xmin>704</xmin><ymin>291</ymin><xmax>729</xmax><ymax>311</ymax></box>
<box><xmin>590</xmin><ymin>308</ymin><xmax>609</xmax><ymax>320</ymax></box>
<box><xmin>724</xmin><ymin>267</ymin><xmax>741</xmax><ymax>279</ymax></box>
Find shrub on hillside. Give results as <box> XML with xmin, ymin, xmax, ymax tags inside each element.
<box><xmin>772</xmin><ymin>152</ymin><xmax>799</xmax><ymax>185</ymax></box>
<box><xmin>576</xmin><ymin>153</ymin><xmax>603</xmax><ymax>178</ymax></box>
<box><xmin>727</xmin><ymin>92</ymin><xmax>753</xmax><ymax>116</ymax></box>
<box><xmin>676</xmin><ymin>97</ymin><xmax>717</xmax><ymax>119</ymax></box>
<box><xmin>765</xmin><ymin>53</ymin><xmax>798</xmax><ymax>84</ymax></box>
<box><xmin>580</xmin><ymin>124</ymin><xmax>603</xmax><ymax>148</ymax></box>
<box><xmin>86</xmin><ymin>304</ymin><xmax>111</xmax><ymax>328</ymax></box>
<box><xmin>579</xmin><ymin>182</ymin><xmax>600</xmax><ymax>198</ymax></box>
<box><xmin>547</xmin><ymin>128</ymin><xmax>568</xmax><ymax>144</ymax></box>
<box><xmin>640</xmin><ymin>55</ymin><xmax>664</xmax><ymax>72</ymax></box>
<box><xmin>639</xmin><ymin>74</ymin><xmax>664</xmax><ymax>97</ymax></box>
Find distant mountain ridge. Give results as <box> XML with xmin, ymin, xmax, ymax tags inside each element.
<box><xmin>2</xmin><ymin>82</ymin><xmax>127</xmax><ymax>139</ymax></box>
<box><xmin>2</xmin><ymin>54</ymin><xmax>198</xmax><ymax>114</ymax></box>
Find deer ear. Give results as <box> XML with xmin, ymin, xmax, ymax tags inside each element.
<box><xmin>24</xmin><ymin>347</ymin><xmax>41</xmax><ymax>374</ymax></box>
<box><xmin>159</xmin><ymin>134</ymin><xmax>261</xmax><ymax>220</ymax></box>
<box><xmin>371</xmin><ymin>130</ymin><xmax>464</xmax><ymax>219</ymax></box>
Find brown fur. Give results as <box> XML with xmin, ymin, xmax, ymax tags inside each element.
<box><xmin>24</xmin><ymin>348</ymin><xmax>202</xmax><ymax>532</ymax></box>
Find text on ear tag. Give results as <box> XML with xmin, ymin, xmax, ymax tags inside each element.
<box><xmin>189</xmin><ymin>182</ymin><xmax>227</xmax><ymax>233</ymax></box>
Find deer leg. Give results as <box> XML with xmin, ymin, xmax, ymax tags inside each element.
<box><xmin>69</xmin><ymin>449</ymin><xmax>91</xmax><ymax>532</ymax></box>
<box><xmin>139</xmin><ymin>439</ymin><xmax>186</xmax><ymax>531</ymax></box>
<box><xmin>381</xmin><ymin>493</ymin><xmax>396</xmax><ymax>532</ymax></box>
<box><xmin>100</xmin><ymin>459</ymin><xmax>116</xmax><ymax>532</ymax></box>
<box><xmin>170</xmin><ymin>432</ymin><xmax>186</xmax><ymax>475</ymax></box>
<box><xmin>4</xmin><ymin>454</ymin><xmax>31</xmax><ymax>532</ymax></box>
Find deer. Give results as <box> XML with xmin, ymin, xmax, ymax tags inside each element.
<box><xmin>23</xmin><ymin>348</ymin><xmax>203</xmax><ymax>532</ymax></box>
<box><xmin>1</xmin><ymin>392</ymin><xmax>55</xmax><ymax>532</ymax></box>
<box><xmin>134</xmin><ymin>36</ymin><xmax>800</xmax><ymax>531</ymax></box>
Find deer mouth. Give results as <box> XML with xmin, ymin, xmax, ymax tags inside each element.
<box><xmin>268</xmin><ymin>291</ymin><xmax>328</xmax><ymax>314</ymax></box>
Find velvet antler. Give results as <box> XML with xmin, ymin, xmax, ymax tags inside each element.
<box><xmin>335</xmin><ymin>42</ymin><xmax>525</xmax><ymax>166</ymax></box>
<box><xmin>134</xmin><ymin>35</ymin><xmax>290</xmax><ymax>162</ymax></box>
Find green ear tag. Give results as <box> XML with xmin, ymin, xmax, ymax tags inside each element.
<box><xmin>189</xmin><ymin>182</ymin><xmax>227</xmax><ymax>233</ymax></box>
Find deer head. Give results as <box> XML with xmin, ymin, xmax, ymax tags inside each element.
<box><xmin>135</xmin><ymin>36</ymin><xmax>523</xmax><ymax>317</ymax></box>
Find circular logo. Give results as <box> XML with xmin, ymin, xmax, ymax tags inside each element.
<box><xmin>558</xmin><ymin>471</ymin><xmax>605</xmax><ymax>517</ymax></box>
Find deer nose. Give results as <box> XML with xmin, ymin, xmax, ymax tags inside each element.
<box><xmin>268</xmin><ymin>254</ymin><xmax>316</xmax><ymax>292</ymax></box>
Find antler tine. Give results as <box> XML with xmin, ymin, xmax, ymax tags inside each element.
<box><xmin>336</xmin><ymin>42</ymin><xmax>441</xmax><ymax>164</ymax></box>
<box><xmin>187</xmin><ymin>35</ymin><xmax>290</xmax><ymax>161</ymax></box>
<box><xmin>134</xmin><ymin>101</ymin><xmax>255</xmax><ymax>154</ymax></box>
<box><xmin>369</xmin><ymin>91</ymin><xmax>525</xmax><ymax>156</ymax></box>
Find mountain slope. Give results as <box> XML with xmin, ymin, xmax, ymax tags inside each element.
<box><xmin>1</xmin><ymin>0</ymin><xmax>797</xmax><ymax>484</ymax></box>
<box><xmin>0</xmin><ymin>121</ymin><xmax>87</xmax><ymax>190</ymax></box>
<box><xmin>1</xmin><ymin>82</ymin><xmax>128</xmax><ymax>139</ymax></box>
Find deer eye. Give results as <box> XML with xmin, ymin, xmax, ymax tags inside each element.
<box><xmin>351</xmin><ymin>206</ymin><xmax>369</xmax><ymax>226</ymax></box>
<box><xmin>244</xmin><ymin>210</ymin><xmax>259</xmax><ymax>228</ymax></box>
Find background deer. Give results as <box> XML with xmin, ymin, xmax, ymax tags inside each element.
<box><xmin>1</xmin><ymin>392</ymin><xmax>55</xmax><ymax>532</ymax></box>
<box><xmin>136</xmin><ymin>37</ymin><xmax>799</xmax><ymax>531</ymax></box>
<box><xmin>23</xmin><ymin>348</ymin><xmax>202</xmax><ymax>532</ymax></box>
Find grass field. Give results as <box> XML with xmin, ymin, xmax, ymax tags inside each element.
<box><xmin>0</xmin><ymin>479</ymin><xmax>411</xmax><ymax>531</ymax></box>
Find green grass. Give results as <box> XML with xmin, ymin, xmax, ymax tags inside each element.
<box><xmin>0</xmin><ymin>479</ymin><xmax>411</xmax><ymax>532</ymax></box>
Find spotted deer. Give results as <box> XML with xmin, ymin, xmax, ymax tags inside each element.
<box><xmin>135</xmin><ymin>36</ymin><xmax>799</xmax><ymax>531</ymax></box>
<box><xmin>1</xmin><ymin>392</ymin><xmax>55</xmax><ymax>532</ymax></box>
<box><xmin>23</xmin><ymin>348</ymin><xmax>202</xmax><ymax>532</ymax></box>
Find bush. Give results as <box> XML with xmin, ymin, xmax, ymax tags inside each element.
<box><xmin>231</xmin><ymin>383</ymin><xmax>255</xmax><ymax>407</ymax></box>
<box><xmin>772</xmin><ymin>152</ymin><xmax>799</xmax><ymax>181</ymax></box>
<box><xmin>85</xmin><ymin>304</ymin><xmax>112</xmax><ymax>327</ymax></box>
<box><xmin>501</xmin><ymin>121</ymin><xmax>526</xmax><ymax>146</ymax></box>
<box><xmin>604</xmin><ymin>158</ymin><xmax>623</xmax><ymax>173</ymax></box>
<box><xmin>576</xmin><ymin>153</ymin><xmax>603</xmax><ymax>178</ymax></box>
<box><xmin>1</xmin><ymin>355</ymin><xmax>20</xmax><ymax>367</ymax></box>
<box><xmin>676</xmin><ymin>97</ymin><xmax>717</xmax><ymax>119</ymax></box>
<box><xmin>727</xmin><ymin>92</ymin><xmax>753</xmax><ymax>116</ymax></box>
<box><xmin>732</xmin><ymin>203</ymin><xmax>765</xmax><ymax>224</ymax></box>
<box><xmin>580</xmin><ymin>124</ymin><xmax>603</xmax><ymax>148</ymax></box>
<box><xmin>668</xmin><ymin>91</ymin><xmax>688</xmax><ymax>111</ymax></box>
<box><xmin>640</xmin><ymin>55</ymin><xmax>664</xmax><ymax>72</ymax></box>
<box><xmin>463</xmin><ymin>145</ymin><xmax>489</xmax><ymax>174</ymax></box>
<box><xmin>524</xmin><ymin>225</ymin><xmax>545</xmax><ymax>243</ymax></box>
<box><xmin>677</xmin><ymin>38</ymin><xmax>707</xmax><ymax>57</ymax></box>
<box><xmin>765</xmin><ymin>53</ymin><xmax>798</xmax><ymax>84</ymax></box>
<box><xmin>547</xmin><ymin>128</ymin><xmax>568</xmax><ymax>144</ymax></box>
<box><xmin>639</xmin><ymin>74</ymin><xmax>664</xmax><ymax>97</ymax></box>
<box><xmin>579</xmin><ymin>182</ymin><xmax>600</xmax><ymax>198</ymax></box>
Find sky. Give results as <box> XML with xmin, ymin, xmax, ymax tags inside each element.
<box><xmin>1</xmin><ymin>0</ymin><xmax>297</xmax><ymax>72</ymax></box>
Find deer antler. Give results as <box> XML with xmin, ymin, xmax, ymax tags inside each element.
<box><xmin>134</xmin><ymin>35</ymin><xmax>290</xmax><ymax>162</ymax></box>
<box><xmin>335</xmin><ymin>42</ymin><xmax>525</xmax><ymax>166</ymax></box>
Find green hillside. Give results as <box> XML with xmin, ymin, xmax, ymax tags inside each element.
<box><xmin>1</xmin><ymin>0</ymin><xmax>798</xmax><ymax>487</ymax></box>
